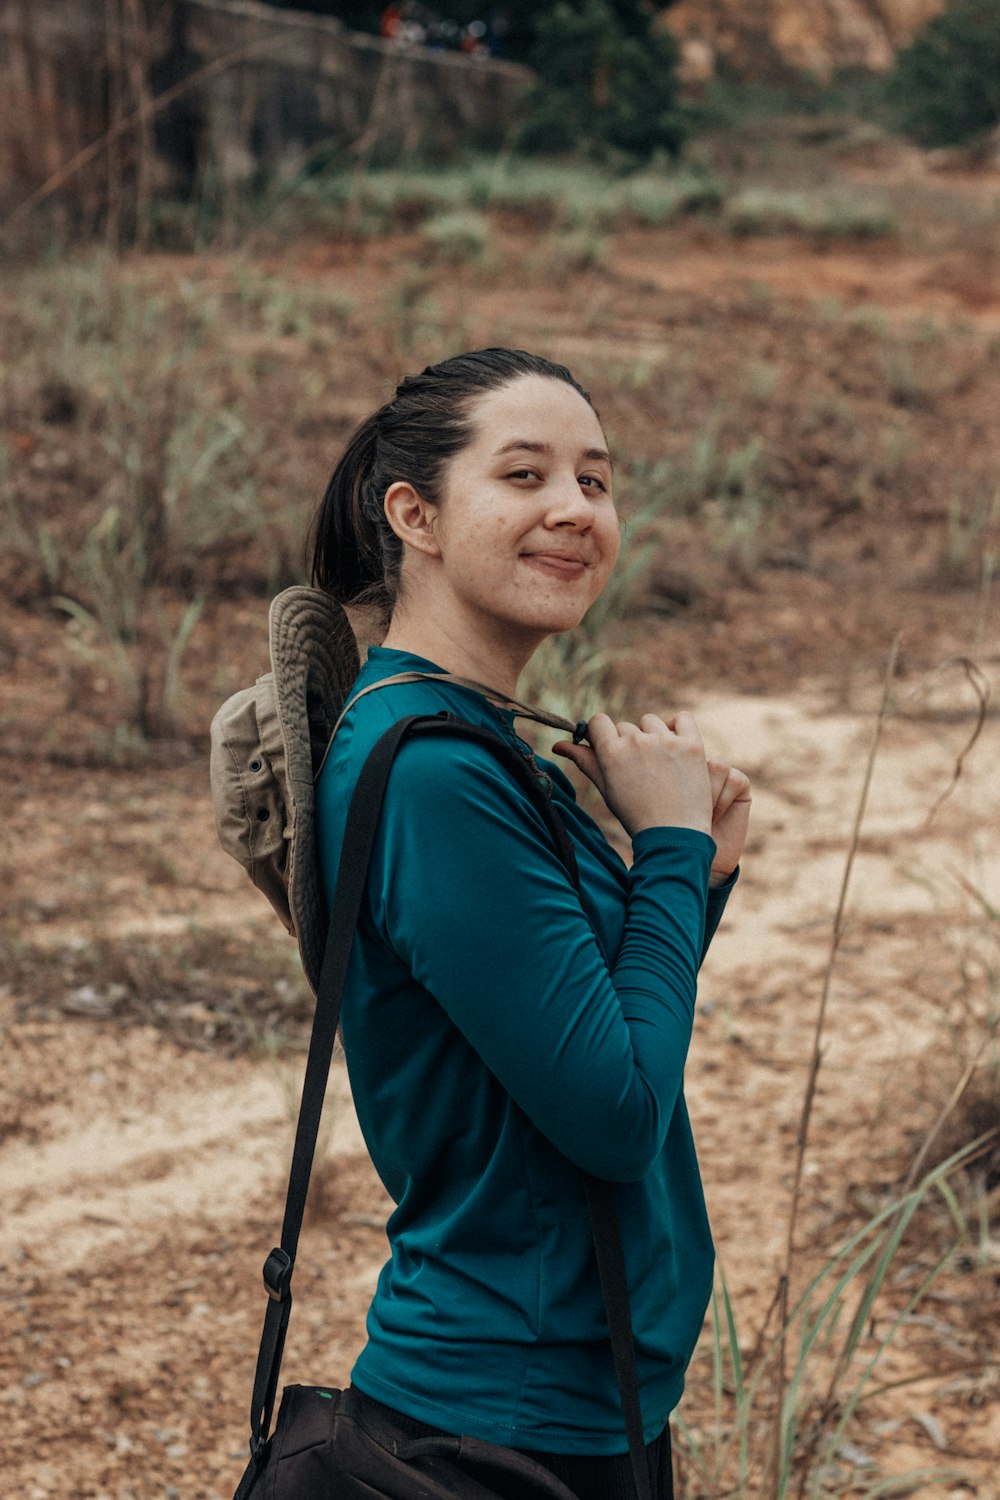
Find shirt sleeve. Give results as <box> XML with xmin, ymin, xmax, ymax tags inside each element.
<box><xmin>368</xmin><ymin>735</ymin><xmax>720</xmax><ymax>1182</ymax></box>
<box><xmin>703</xmin><ymin>869</ymin><xmax>737</xmax><ymax>961</ymax></box>
<box><xmin>540</xmin><ymin>752</ymin><xmax>734</xmax><ymax>969</ymax></box>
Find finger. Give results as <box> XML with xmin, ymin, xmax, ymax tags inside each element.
<box><xmin>672</xmin><ymin>709</ymin><xmax>701</xmax><ymax>730</ymax></box>
<box><xmin>551</xmin><ymin>740</ymin><xmax>603</xmax><ymax>787</ymax></box>
<box><xmin>725</xmin><ymin>768</ymin><xmax>752</xmax><ymax>802</ymax></box>
<box><xmin>707</xmin><ymin>759</ymin><xmax>729</xmax><ymax>805</ymax></box>
<box><xmin>671</xmin><ymin>709</ymin><xmax>705</xmax><ymax>748</ymax></box>
<box><xmin>733</xmin><ymin>771</ymin><xmax>751</xmax><ymax>800</ymax></box>
<box><xmin>638</xmin><ymin>713</ymin><xmax>674</xmax><ymax>736</ymax></box>
<box><xmin>708</xmin><ymin>760</ymin><xmax>750</xmax><ymax>797</ymax></box>
<box><xmin>585</xmin><ymin>713</ymin><xmax>622</xmax><ymax>747</ymax></box>
<box><xmin>712</xmin><ymin>768</ymin><xmax>752</xmax><ymax>818</ymax></box>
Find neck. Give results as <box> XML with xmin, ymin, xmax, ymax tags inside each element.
<box><xmin>380</xmin><ymin>614</ymin><xmax>541</xmax><ymax>700</ymax></box>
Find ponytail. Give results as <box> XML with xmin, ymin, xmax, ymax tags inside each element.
<box><xmin>309</xmin><ymin>414</ymin><xmax>401</xmax><ymax>619</ymax></box>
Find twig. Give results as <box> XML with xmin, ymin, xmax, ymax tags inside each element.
<box><xmin>122</xmin><ymin>0</ymin><xmax>156</xmax><ymax>250</ymax></box>
<box><xmin>344</xmin><ymin>46</ymin><xmax>406</xmax><ymax>235</ymax></box>
<box><xmin>916</xmin><ymin>656</ymin><xmax>990</xmax><ymax>827</ymax></box>
<box><xmin>863</xmin><ymin>1358</ymin><xmax>1000</xmax><ymax>1402</ymax></box>
<box><xmin>768</xmin><ymin>633</ymin><xmax>901</xmax><ymax>1500</ymax></box>
<box><xmin>973</xmin><ymin>487</ymin><xmax>1000</xmax><ymax>649</ymax></box>
<box><xmin>947</xmin><ymin>865</ymin><xmax>1000</xmax><ymax>925</ymax></box>
<box><xmin>104</xmin><ymin>0</ymin><xmax>125</xmax><ymax>249</ymax></box>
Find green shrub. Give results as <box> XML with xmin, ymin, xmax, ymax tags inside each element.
<box><xmin>725</xmin><ymin>187</ymin><xmax>894</xmax><ymax>240</ymax></box>
<box><xmin>889</xmin><ymin>0</ymin><xmax>1000</xmax><ymax>147</ymax></box>
<box><xmin>541</xmin><ymin>227</ymin><xmax>609</xmax><ymax>274</ymax></box>
<box><xmin>487</xmin><ymin>161</ymin><xmax>615</xmax><ymax>227</ymax></box>
<box><xmin>421</xmin><ymin>210</ymin><xmax>491</xmax><ymax>265</ymax></box>
<box><xmin>618</xmin><ymin>171</ymin><xmax>726</xmax><ymax>226</ymax></box>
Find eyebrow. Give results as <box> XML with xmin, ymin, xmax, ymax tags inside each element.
<box><xmin>493</xmin><ymin>439</ymin><xmax>614</xmax><ymax>469</ymax></box>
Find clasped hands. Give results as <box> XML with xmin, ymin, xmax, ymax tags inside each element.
<box><xmin>552</xmin><ymin>710</ymin><xmax>751</xmax><ymax>886</ymax></box>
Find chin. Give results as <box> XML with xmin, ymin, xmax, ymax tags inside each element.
<box><xmin>490</xmin><ymin>588</ymin><xmax>599</xmax><ymax>642</ymax></box>
<box><xmin>523</xmin><ymin>606</ymin><xmax>591</xmax><ymax>638</ymax></box>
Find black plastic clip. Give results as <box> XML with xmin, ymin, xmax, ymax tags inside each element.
<box><xmin>572</xmin><ymin>720</ymin><xmax>589</xmax><ymax>745</ymax></box>
<box><xmin>262</xmin><ymin>1247</ymin><xmax>293</xmax><ymax>1302</ymax></box>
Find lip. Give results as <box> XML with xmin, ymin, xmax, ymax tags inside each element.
<box><xmin>521</xmin><ymin>551</ymin><xmax>589</xmax><ymax>577</ymax></box>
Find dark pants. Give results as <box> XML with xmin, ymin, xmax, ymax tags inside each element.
<box><xmin>350</xmin><ymin>1388</ymin><xmax>674</xmax><ymax>1500</ymax></box>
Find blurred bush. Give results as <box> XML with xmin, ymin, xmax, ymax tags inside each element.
<box><xmin>888</xmin><ymin>0</ymin><xmax>1000</xmax><ymax>147</ymax></box>
<box><xmin>517</xmin><ymin>0</ymin><xmax>685</xmax><ymax>163</ymax></box>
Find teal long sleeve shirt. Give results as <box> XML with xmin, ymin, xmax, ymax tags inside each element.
<box><xmin>316</xmin><ymin>646</ymin><xmax>736</xmax><ymax>1455</ymax></box>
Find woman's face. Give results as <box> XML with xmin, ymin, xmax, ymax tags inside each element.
<box><xmin>417</xmin><ymin>374</ymin><xmax>620</xmax><ymax>649</ymax></box>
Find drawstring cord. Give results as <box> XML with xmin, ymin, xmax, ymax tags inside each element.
<box><xmin>315</xmin><ymin>670</ymin><xmax>589</xmax><ymax>784</ymax></box>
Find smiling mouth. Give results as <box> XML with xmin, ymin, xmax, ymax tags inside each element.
<box><xmin>521</xmin><ymin>552</ymin><xmax>588</xmax><ymax>577</ymax></box>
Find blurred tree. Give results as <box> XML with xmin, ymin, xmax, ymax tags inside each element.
<box><xmin>888</xmin><ymin>0</ymin><xmax>1000</xmax><ymax>147</ymax></box>
<box><xmin>517</xmin><ymin>0</ymin><xmax>685</xmax><ymax>161</ymax></box>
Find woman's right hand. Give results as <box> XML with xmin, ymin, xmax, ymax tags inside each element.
<box><xmin>552</xmin><ymin>711</ymin><xmax>713</xmax><ymax>839</ymax></box>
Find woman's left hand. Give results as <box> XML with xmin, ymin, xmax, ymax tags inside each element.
<box><xmin>707</xmin><ymin>761</ymin><xmax>751</xmax><ymax>886</ymax></box>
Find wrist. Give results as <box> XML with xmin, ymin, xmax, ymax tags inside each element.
<box><xmin>629</xmin><ymin>815</ymin><xmax>712</xmax><ymax>839</ymax></box>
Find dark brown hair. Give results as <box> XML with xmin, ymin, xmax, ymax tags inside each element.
<box><xmin>309</xmin><ymin>348</ymin><xmax>595</xmax><ymax>623</ymax></box>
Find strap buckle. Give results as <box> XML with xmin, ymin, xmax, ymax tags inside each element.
<box><xmin>262</xmin><ymin>1247</ymin><xmax>293</xmax><ymax>1302</ymax></box>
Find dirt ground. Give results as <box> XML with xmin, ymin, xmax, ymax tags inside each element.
<box><xmin>2</xmin><ymin>151</ymin><xmax>999</xmax><ymax>1498</ymax></box>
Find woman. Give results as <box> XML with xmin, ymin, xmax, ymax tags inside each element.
<box><xmin>311</xmin><ymin>348</ymin><xmax>749</xmax><ymax>1500</ymax></box>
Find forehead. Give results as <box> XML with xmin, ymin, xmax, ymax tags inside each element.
<box><xmin>466</xmin><ymin>374</ymin><xmax>607</xmax><ymax>452</ymax></box>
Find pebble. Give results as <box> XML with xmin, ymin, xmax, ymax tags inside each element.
<box><xmin>911</xmin><ymin>1409</ymin><xmax>948</xmax><ymax>1449</ymax></box>
<box><xmin>64</xmin><ymin>985</ymin><xmax>112</xmax><ymax>1017</ymax></box>
<box><xmin>837</xmin><ymin>1440</ymin><xmax>874</xmax><ymax>1468</ymax></box>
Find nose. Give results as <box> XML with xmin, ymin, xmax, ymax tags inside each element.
<box><xmin>543</xmin><ymin>473</ymin><xmax>593</xmax><ymax>528</ymax></box>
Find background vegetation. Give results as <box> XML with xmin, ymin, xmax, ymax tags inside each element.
<box><xmin>888</xmin><ymin>0</ymin><xmax>1000</xmax><ymax>147</ymax></box>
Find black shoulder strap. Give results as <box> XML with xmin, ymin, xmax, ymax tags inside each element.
<box><xmin>242</xmin><ymin>712</ymin><xmax>652</xmax><ymax>1500</ymax></box>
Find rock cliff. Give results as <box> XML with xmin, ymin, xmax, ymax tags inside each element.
<box><xmin>662</xmin><ymin>0</ymin><xmax>948</xmax><ymax>82</ymax></box>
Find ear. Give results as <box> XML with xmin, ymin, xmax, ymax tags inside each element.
<box><xmin>384</xmin><ymin>481</ymin><xmax>441</xmax><ymax>559</ymax></box>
